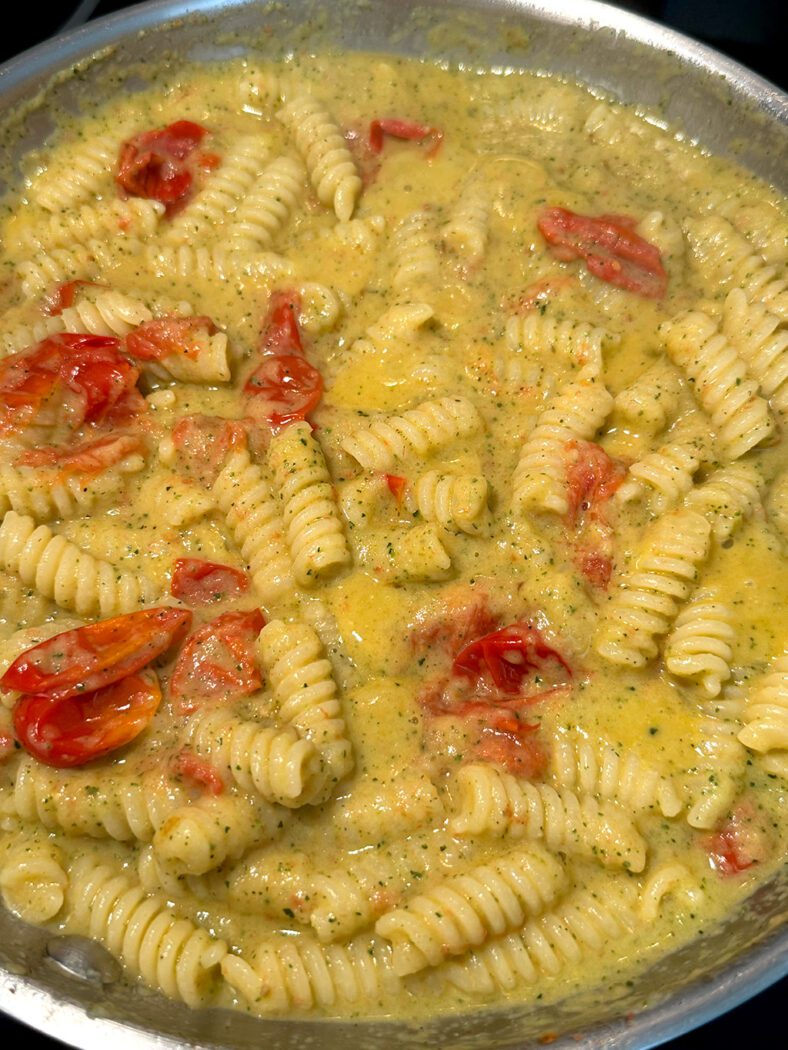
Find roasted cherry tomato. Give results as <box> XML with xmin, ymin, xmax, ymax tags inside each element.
<box><xmin>369</xmin><ymin>118</ymin><xmax>443</xmax><ymax>157</ymax></box>
<box><xmin>1</xmin><ymin>607</ymin><xmax>192</xmax><ymax>701</ymax></box>
<box><xmin>0</xmin><ymin>334</ymin><xmax>139</xmax><ymax>435</ymax></box>
<box><xmin>256</xmin><ymin>290</ymin><xmax>303</xmax><ymax>357</ymax></box>
<box><xmin>13</xmin><ymin>671</ymin><xmax>161</xmax><ymax>768</ymax></box>
<box><xmin>565</xmin><ymin>440</ymin><xmax>626</xmax><ymax>525</ymax></box>
<box><xmin>453</xmin><ymin>621</ymin><xmax>571</xmax><ymax>695</ymax></box>
<box><xmin>705</xmin><ymin>803</ymin><xmax>770</xmax><ymax>876</ymax></box>
<box><xmin>125</xmin><ymin>315</ymin><xmax>216</xmax><ymax>362</ymax></box>
<box><xmin>537</xmin><ymin>206</ymin><xmax>667</xmax><ymax>299</ymax></box>
<box><xmin>169</xmin><ymin>609</ymin><xmax>265</xmax><ymax>714</ymax></box>
<box><xmin>170</xmin><ymin>558</ymin><xmax>250</xmax><ymax>605</ymax></box>
<box><xmin>244</xmin><ymin>354</ymin><xmax>324</xmax><ymax>432</ymax></box>
<box><xmin>116</xmin><ymin>120</ymin><xmax>209</xmax><ymax>214</ymax></box>
<box><xmin>171</xmin><ymin>749</ymin><xmax>224</xmax><ymax>795</ymax></box>
<box><xmin>17</xmin><ymin>434</ymin><xmax>143</xmax><ymax>475</ymax></box>
<box><xmin>171</xmin><ymin>414</ymin><xmax>247</xmax><ymax>487</ymax></box>
<box><xmin>42</xmin><ymin>279</ymin><xmax>101</xmax><ymax>316</ymax></box>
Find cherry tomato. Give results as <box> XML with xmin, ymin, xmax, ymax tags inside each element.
<box><xmin>537</xmin><ymin>207</ymin><xmax>667</xmax><ymax>299</ymax></box>
<box><xmin>13</xmin><ymin>671</ymin><xmax>161</xmax><ymax>768</ymax></box>
<box><xmin>574</xmin><ymin>547</ymin><xmax>614</xmax><ymax>589</ymax></box>
<box><xmin>17</xmin><ymin>434</ymin><xmax>143</xmax><ymax>475</ymax></box>
<box><xmin>170</xmin><ymin>558</ymin><xmax>250</xmax><ymax>605</ymax></box>
<box><xmin>453</xmin><ymin>621</ymin><xmax>571</xmax><ymax>695</ymax></box>
<box><xmin>116</xmin><ymin>120</ymin><xmax>209</xmax><ymax>214</ymax></box>
<box><xmin>244</xmin><ymin>354</ymin><xmax>324</xmax><ymax>432</ymax></box>
<box><xmin>125</xmin><ymin>315</ymin><xmax>216</xmax><ymax>362</ymax></box>
<box><xmin>565</xmin><ymin>440</ymin><xmax>626</xmax><ymax>525</ymax></box>
<box><xmin>369</xmin><ymin>118</ymin><xmax>443</xmax><ymax>157</ymax></box>
<box><xmin>384</xmin><ymin>474</ymin><xmax>408</xmax><ymax>507</ymax></box>
<box><xmin>171</xmin><ymin>414</ymin><xmax>247</xmax><ymax>487</ymax></box>
<box><xmin>257</xmin><ymin>291</ymin><xmax>303</xmax><ymax>357</ymax></box>
<box><xmin>42</xmin><ymin>279</ymin><xmax>101</xmax><ymax>316</ymax></box>
<box><xmin>171</xmin><ymin>750</ymin><xmax>224</xmax><ymax>795</ymax></box>
<box><xmin>1</xmin><ymin>607</ymin><xmax>192</xmax><ymax>701</ymax></box>
<box><xmin>705</xmin><ymin>803</ymin><xmax>770</xmax><ymax>876</ymax></box>
<box><xmin>0</xmin><ymin>334</ymin><xmax>139</xmax><ymax>435</ymax></box>
<box><xmin>473</xmin><ymin>713</ymin><xmax>547</xmax><ymax>778</ymax></box>
<box><xmin>169</xmin><ymin>609</ymin><xmax>265</xmax><ymax>714</ymax></box>
<box><xmin>410</xmin><ymin>587</ymin><xmax>499</xmax><ymax>656</ymax></box>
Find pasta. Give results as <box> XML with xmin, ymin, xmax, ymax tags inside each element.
<box><xmin>614</xmin><ymin>361</ymin><xmax>683</xmax><ymax>434</ymax></box>
<box><xmin>684</xmin><ymin>462</ymin><xmax>764</xmax><ymax>541</ymax></box>
<box><xmin>414</xmin><ymin>471</ymin><xmax>488</xmax><ymax>534</ymax></box>
<box><xmin>226</xmin><ymin>156</ymin><xmax>305</xmax><ymax>251</ymax></box>
<box><xmin>0</xmin><ymin>837</ymin><xmax>68</xmax><ymax>923</ymax></box>
<box><xmin>664</xmin><ymin>595</ymin><xmax>735</xmax><ymax>696</ymax></box>
<box><xmin>505</xmin><ymin>313</ymin><xmax>615</xmax><ymax>377</ymax></box>
<box><xmin>738</xmin><ymin>653</ymin><xmax>788</xmax><ymax>767</ymax></box>
<box><xmin>722</xmin><ymin>288</ymin><xmax>788</xmax><ymax>415</ymax></box>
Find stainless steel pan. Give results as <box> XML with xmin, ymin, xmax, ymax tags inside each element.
<box><xmin>0</xmin><ymin>2</ymin><xmax>786</xmax><ymax>1047</ymax></box>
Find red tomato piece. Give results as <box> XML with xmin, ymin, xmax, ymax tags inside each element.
<box><xmin>705</xmin><ymin>803</ymin><xmax>770</xmax><ymax>876</ymax></box>
<box><xmin>537</xmin><ymin>207</ymin><xmax>668</xmax><ymax>299</ymax></box>
<box><xmin>17</xmin><ymin>434</ymin><xmax>143</xmax><ymax>476</ymax></box>
<box><xmin>171</xmin><ymin>749</ymin><xmax>224</xmax><ymax>795</ymax></box>
<box><xmin>171</xmin><ymin>558</ymin><xmax>250</xmax><ymax>605</ymax></box>
<box><xmin>565</xmin><ymin>440</ymin><xmax>626</xmax><ymax>525</ymax></box>
<box><xmin>384</xmin><ymin>474</ymin><xmax>408</xmax><ymax>507</ymax></box>
<box><xmin>1</xmin><ymin>607</ymin><xmax>191</xmax><ymax>702</ymax></box>
<box><xmin>171</xmin><ymin>414</ymin><xmax>247</xmax><ymax>487</ymax></box>
<box><xmin>256</xmin><ymin>290</ymin><xmax>303</xmax><ymax>358</ymax></box>
<box><xmin>13</xmin><ymin>670</ymin><xmax>161</xmax><ymax>768</ymax></box>
<box><xmin>453</xmin><ymin>621</ymin><xmax>571</xmax><ymax>695</ymax></box>
<box><xmin>244</xmin><ymin>354</ymin><xmax>323</xmax><ymax>432</ymax></box>
<box><xmin>474</xmin><ymin>714</ymin><xmax>547</xmax><ymax>779</ymax></box>
<box><xmin>125</xmin><ymin>315</ymin><xmax>216</xmax><ymax>362</ymax></box>
<box><xmin>116</xmin><ymin>120</ymin><xmax>209</xmax><ymax>214</ymax></box>
<box><xmin>369</xmin><ymin>118</ymin><xmax>443</xmax><ymax>158</ymax></box>
<box><xmin>410</xmin><ymin>587</ymin><xmax>499</xmax><ymax>656</ymax></box>
<box><xmin>42</xmin><ymin>280</ymin><xmax>101</xmax><ymax>317</ymax></box>
<box><xmin>169</xmin><ymin>609</ymin><xmax>265</xmax><ymax>714</ymax></box>
<box><xmin>0</xmin><ymin>334</ymin><xmax>139</xmax><ymax>435</ymax></box>
<box><xmin>574</xmin><ymin>547</ymin><xmax>614</xmax><ymax>589</ymax></box>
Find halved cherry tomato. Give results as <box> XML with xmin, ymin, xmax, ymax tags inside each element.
<box><xmin>171</xmin><ymin>558</ymin><xmax>250</xmax><ymax>605</ymax></box>
<box><xmin>13</xmin><ymin>671</ymin><xmax>161</xmax><ymax>768</ymax></box>
<box><xmin>169</xmin><ymin>609</ymin><xmax>265</xmax><ymax>714</ymax></box>
<box><xmin>17</xmin><ymin>434</ymin><xmax>143</xmax><ymax>476</ymax></box>
<box><xmin>369</xmin><ymin>118</ymin><xmax>443</xmax><ymax>158</ymax></box>
<box><xmin>171</xmin><ymin>749</ymin><xmax>224</xmax><ymax>795</ymax></box>
<box><xmin>244</xmin><ymin>354</ymin><xmax>324</xmax><ymax>432</ymax></box>
<box><xmin>116</xmin><ymin>120</ymin><xmax>210</xmax><ymax>214</ymax></box>
<box><xmin>565</xmin><ymin>440</ymin><xmax>626</xmax><ymax>525</ymax></box>
<box><xmin>537</xmin><ymin>207</ymin><xmax>667</xmax><ymax>299</ymax></box>
<box><xmin>0</xmin><ymin>334</ymin><xmax>139</xmax><ymax>435</ymax></box>
<box><xmin>1</xmin><ymin>607</ymin><xmax>192</xmax><ymax>701</ymax></box>
<box><xmin>42</xmin><ymin>279</ymin><xmax>101</xmax><ymax>317</ymax></box>
<box><xmin>171</xmin><ymin>414</ymin><xmax>247</xmax><ymax>487</ymax></box>
<box><xmin>256</xmin><ymin>291</ymin><xmax>303</xmax><ymax>358</ymax></box>
<box><xmin>125</xmin><ymin>315</ymin><xmax>216</xmax><ymax>362</ymax></box>
<box><xmin>705</xmin><ymin>803</ymin><xmax>770</xmax><ymax>876</ymax></box>
<box><xmin>384</xmin><ymin>474</ymin><xmax>408</xmax><ymax>507</ymax></box>
<box><xmin>453</xmin><ymin>621</ymin><xmax>571</xmax><ymax>695</ymax></box>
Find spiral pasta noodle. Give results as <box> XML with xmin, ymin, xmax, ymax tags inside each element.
<box><xmin>0</xmin><ymin>838</ymin><xmax>68</xmax><ymax>923</ymax></box>
<box><xmin>391</xmin><ymin>209</ymin><xmax>440</xmax><ymax>291</ymax></box>
<box><xmin>683</xmin><ymin>461</ymin><xmax>763</xmax><ymax>541</ymax></box>
<box><xmin>616</xmin><ymin>427</ymin><xmax>709</xmax><ymax>511</ymax></box>
<box><xmin>225</xmin><ymin>155</ymin><xmax>305</xmax><ymax>250</ymax></box>
<box><xmin>738</xmin><ymin>653</ymin><xmax>788</xmax><ymax>767</ymax></box>
<box><xmin>0</xmin><ymin>453</ymin><xmax>144</xmax><ymax>522</ymax></box>
<box><xmin>277</xmin><ymin>93</ymin><xmax>361</xmax><ymax>221</ymax></box>
<box><xmin>268</xmin><ymin>421</ymin><xmax>350</xmax><ymax>586</ymax></box>
<box><xmin>614</xmin><ymin>361</ymin><xmax>683</xmax><ymax>434</ymax></box>
<box><xmin>414</xmin><ymin>471</ymin><xmax>488</xmax><ymax>534</ymax></box>
<box><xmin>17</xmin><ymin>197</ymin><xmax>164</xmax><ymax>253</ymax></box>
<box><xmin>722</xmin><ymin>288</ymin><xmax>788</xmax><ymax>416</ymax></box>
<box><xmin>341</xmin><ymin>397</ymin><xmax>483</xmax><ymax>472</ymax></box>
<box><xmin>18</xmin><ymin>243</ymin><xmax>100</xmax><ymax>299</ymax></box>
<box><xmin>28</xmin><ymin>131</ymin><xmax>125</xmax><ymax>212</ymax></box>
<box><xmin>664</xmin><ymin>596</ymin><xmax>735</xmax><ymax>697</ymax></box>
<box><xmin>374</xmin><ymin>845</ymin><xmax>565</xmax><ymax>976</ymax></box>
<box><xmin>512</xmin><ymin>379</ymin><xmax>613</xmax><ymax>516</ymax></box>
<box><xmin>146</xmin><ymin>244</ymin><xmax>293</xmax><ymax>281</ymax></box>
<box><xmin>443</xmin><ymin>182</ymin><xmax>489</xmax><ymax>265</ymax></box>
<box><xmin>505</xmin><ymin>313</ymin><xmax>614</xmax><ymax>377</ymax></box>
<box><xmin>0</xmin><ymin>511</ymin><xmax>157</xmax><ymax>616</ymax></box>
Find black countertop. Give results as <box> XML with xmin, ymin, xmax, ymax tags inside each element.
<box><xmin>0</xmin><ymin>1</ymin><xmax>785</xmax><ymax>1047</ymax></box>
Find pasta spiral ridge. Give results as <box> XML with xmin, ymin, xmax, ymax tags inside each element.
<box><xmin>614</xmin><ymin>361</ymin><xmax>683</xmax><ymax>434</ymax></box>
<box><xmin>596</xmin><ymin>508</ymin><xmax>711</xmax><ymax>667</ymax></box>
<box><xmin>414</xmin><ymin>471</ymin><xmax>488</xmax><ymax>534</ymax></box>
<box><xmin>448</xmin><ymin>764</ymin><xmax>647</xmax><ymax>872</ymax></box>
<box><xmin>341</xmin><ymin>397</ymin><xmax>483</xmax><ymax>472</ymax></box>
<box><xmin>18</xmin><ymin>244</ymin><xmax>99</xmax><ymax>299</ymax></box>
<box><xmin>512</xmin><ymin>379</ymin><xmax>613</xmax><ymax>516</ymax></box>
<box><xmin>662</xmin><ymin>310</ymin><xmax>774</xmax><ymax>460</ymax></box>
<box><xmin>0</xmin><ymin>838</ymin><xmax>68</xmax><ymax>923</ymax></box>
<box><xmin>374</xmin><ymin>845</ymin><xmax>565</xmax><ymax>976</ymax></box>
<box><xmin>268</xmin><ymin>421</ymin><xmax>350</xmax><ymax>586</ymax></box>
<box><xmin>146</xmin><ymin>244</ymin><xmax>293</xmax><ymax>281</ymax></box>
<box><xmin>616</xmin><ymin>429</ymin><xmax>708</xmax><ymax>512</ymax></box>
<box><xmin>738</xmin><ymin>653</ymin><xmax>788</xmax><ymax>762</ymax></box>
<box><xmin>664</xmin><ymin>596</ymin><xmax>735</xmax><ymax>696</ymax></box>
<box><xmin>212</xmin><ymin>448</ymin><xmax>294</xmax><ymax>605</ymax></box>
<box><xmin>256</xmin><ymin>618</ymin><xmax>353</xmax><ymax>796</ymax></box>
<box><xmin>0</xmin><ymin>511</ymin><xmax>157</xmax><ymax>616</ymax></box>
<box><xmin>505</xmin><ymin>314</ymin><xmax>615</xmax><ymax>376</ymax></box>
<box><xmin>226</xmin><ymin>155</ymin><xmax>305</xmax><ymax>251</ymax></box>
<box><xmin>65</xmin><ymin>856</ymin><xmax>227</xmax><ymax>1007</ymax></box>
<box><xmin>277</xmin><ymin>94</ymin><xmax>361</xmax><ymax>222</ymax></box>
<box><xmin>392</xmin><ymin>210</ymin><xmax>440</xmax><ymax>290</ymax></box>
<box><xmin>443</xmin><ymin>182</ymin><xmax>489</xmax><ymax>264</ymax></box>
<box><xmin>722</xmin><ymin>288</ymin><xmax>788</xmax><ymax>415</ymax></box>
<box><xmin>29</xmin><ymin>132</ymin><xmax>123</xmax><ymax>212</ymax></box>
<box><xmin>18</xmin><ymin>198</ymin><xmax>164</xmax><ymax>253</ymax></box>
<box><xmin>684</xmin><ymin>462</ymin><xmax>764</xmax><ymax>542</ymax></box>
<box><xmin>182</xmin><ymin>706</ymin><xmax>325</xmax><ymax>807</ymax></box>
<box><xmin>0</xmin><ymin>454</ymin><xmax>144</xmax><ymax>522</ymax></box>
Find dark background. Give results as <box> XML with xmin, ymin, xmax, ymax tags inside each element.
<box><xmin>0</xmin><ymin>1</ymin><xmax>785</xmax><ymax>1047</ymax></box>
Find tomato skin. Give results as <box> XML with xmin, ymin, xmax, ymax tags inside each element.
<box><xmin>171</xmin><ymin>749</ymin><xmax>224</xmax><ymax>794</ymax></box>
<box><xmin>384</xmin><ymin>474</ymin><xmax>408</xmax><ymax>507</ymax></box>
<box><xmin>0</xmin><ymin>334</ymin><xmax>139</xmax><ymax>435</ymax></box>
<box><xmin>537</xmin><ymin>207</ymin><xmax>667</xmax><ymax>299</ymax></box>
<box><xmin>574</xmin><ymin>547</ymin><xmax>614</xmax><ymax>589</ymax></box>
<box><xmin>244</xmin><ymin>354</ymin><xmax>324</xmax><ymax>433</ymax></box>
<box><xmin>369</xmin><ymin>118</ymin><xmax>443</xmax><ymax>157</ymax></box>
<box><xmin>1</xmin><ymin>607</ymin><xmax>192</xmax><ymax>702</ymax></box>
<box><xmin>169</xmin><ymin>609</ymin><xmax>265</xmax><ymax>714</ymax></box>
<box><xmin>705</xmin><ymin>803</ymin><xmax>770</xmax><ymax>876</ymax></box>
<box><xmin>125</xmin><ymin>315</ymin><xmax>216</xmax><ymax>362</ymax></box>
<box><xmin>116</xmin><ymin>120</ymin><xmax>209</xmax><ymax>214</ymax></box>
<box><xmin>453</xmin><ymin>622</ymin><xmax>571</xmax><ymax>695</ymax></box>
<box><xmin>565</xmin><ymin>440</ymin><xmax>625</xmax><ymax>526</ymax></box>
<box><xmin>257</xmin><ymin>291</ymin><xmax>303</xmax><ymax>358</ymax></box>
<box><xmin>171</xmin><ymin>558</ymin><xmax>250</xmax><ymax>605</ymax></box>
<box><xmin>171</xmin><ymin>414</ymin><xmax>247</xmax><ymax>486</ymax></box>
<box><xmin>42</xmin><ymin>279</ymin><xmax>100</xmax><ymax>317</ymax></box>
<box><xmin>17</xmin><ymin>434</ymin><xmax>143</xmax><ymax>476</ymax></box>
<box><xmin>13</xmin><ymin>671</ymin><xmax>161</xmax><ymax>768</ymax></box>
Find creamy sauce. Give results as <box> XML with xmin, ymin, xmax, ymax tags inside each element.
<box><xmin>0</xmin><ymin>51</ymin><xmax>785</xmax><ymax>1022</ymax></box>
